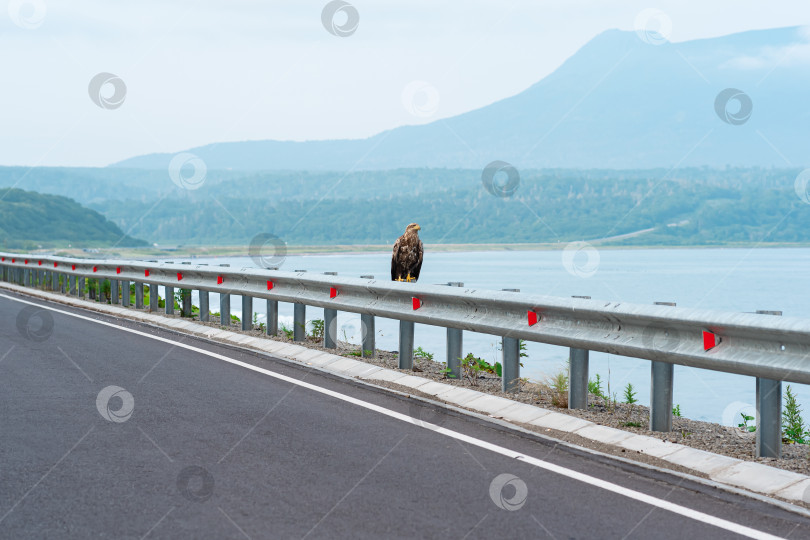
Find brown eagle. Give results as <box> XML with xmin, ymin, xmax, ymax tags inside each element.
<box><xmin>391</xmin><ymin>223</ymin><xmax>423</xmax><ymax>282</ymax></box>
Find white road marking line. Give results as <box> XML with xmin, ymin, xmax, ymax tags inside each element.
<box><xmin>0</xmin><ymin>293</ymin><xmax>785</xmax><ymax>540</ymax></box>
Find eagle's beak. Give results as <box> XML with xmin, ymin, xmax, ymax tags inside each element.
<box><xmin>415</xmin><ymin>225</ymin><xmax>421</xmax><ymax>231</ymax></box>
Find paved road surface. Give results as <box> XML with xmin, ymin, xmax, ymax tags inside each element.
<box><xmin>1</xmin><ymin>290</ymin><xmax>809</xmax><ymax>539</ymax></box>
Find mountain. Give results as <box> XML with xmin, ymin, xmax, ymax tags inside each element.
<box><xmin>112</xmin><ymin>26</ymin><xmax>810</xmax><ymax>171</ymax></box>
<box><xmin>0</xmin><ymin>188</ymin><xmax>146</xmax><ymax>249</ymax></box>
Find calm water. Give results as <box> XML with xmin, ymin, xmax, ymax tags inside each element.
<box><xmin>174</xmin><ymin>247</ymin><xmax>810</xmax><ymax>425</ymax></box>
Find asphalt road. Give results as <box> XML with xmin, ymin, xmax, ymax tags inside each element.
<box><xmin>1</xmin><ymin>290</ymin><xmax>809</xmax><ymax>539</ymax></box>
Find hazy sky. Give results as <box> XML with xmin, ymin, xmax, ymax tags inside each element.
<box><xmin>1</xmin><ymin>0</ymin><xmax>808</xmax><ymax>167</ymax></box>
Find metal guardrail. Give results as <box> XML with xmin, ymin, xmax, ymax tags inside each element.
<box><xmin>1</xmin><ymin>251</ymin><xmax>805</xmax><ymax>458</ymax></box>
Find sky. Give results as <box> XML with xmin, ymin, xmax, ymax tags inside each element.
<box><xmin>1</xmin><ymin>0</ymin><xmax>808</xmax><ymax>167</ymax></box>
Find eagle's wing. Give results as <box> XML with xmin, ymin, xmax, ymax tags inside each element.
<box><xmin>391</xmin><ymin>236</ymin><xmax>403</xmax><ymax>281</ymax></box>
<box><xmin>411</xmin><ymin>238</ymin><xmax>424</xmax><ymax>281</ymax></box>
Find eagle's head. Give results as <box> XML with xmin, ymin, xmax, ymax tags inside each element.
<box><xmin>406</xmin><ymin>223</ymin><xmax>421</xmax><ymax>234</ymax></box>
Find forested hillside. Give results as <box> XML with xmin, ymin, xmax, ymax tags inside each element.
<box><xmin>83</xmin><ymin>168</ymin><xmax>810</xmax><ymax>247</ymax></box>
<box><xmin>0</xmin><ymin>188</ymin><xmax>146</xmax><ymax>249</ymax></box>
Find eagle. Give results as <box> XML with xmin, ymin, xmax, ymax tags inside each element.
<box><xmin>391</xmin><ymin>223</ymin><xmax>423</xmax><ymax>282</ymax></box>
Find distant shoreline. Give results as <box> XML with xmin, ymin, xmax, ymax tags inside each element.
<box><xmin>43</xmin><ymin>242</ymin><xmax>810</xmax><ymax>259</ymax></box>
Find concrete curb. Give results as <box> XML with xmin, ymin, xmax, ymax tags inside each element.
<box><xmin>4</xmin><ymin>282</ymin><xmax>809</xmax><ymax>506</ymax></box>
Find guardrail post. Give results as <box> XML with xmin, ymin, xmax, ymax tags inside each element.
<box><xmin>219</xmin><ymin>292</ymin><xmax>229</xmax><ymax>326</ymax></box>
<box><xmin>111</xmin><ymin>280</ymin><xmax>119</xmax><ymax>304</ymax></box>
<box><xmin>446</xmin><ymin>282</ymin><xmax>464</xmax><ymax>379</ymax></box>
<box><xmin>756</xmin><ymin>377</ymin><xmax>782</xmax><ymax>458</ymax></box>
<box><xmin>501</xmin><ymin>289</ymin><xmax>521</xmax><ymax>393</ymax></box>
<box><xmin>135</xmin><ymin>282</ymin><xmax>144</xmax><ymax>308</ymax></box>
<box><xmin>241</xmin><ymin>295</ymin><xmax>252</xmax><ymax>330</ymax></box>
<box><xmin>650</xmin><ymin>362</ymin><xmax>674</xmax><ymax>431</ymax></box>
<box><xmin>568</xmin><ymin>296</ymin><xmax>591</xmax><ymax>409</ymax></box>
<box><xmin>199</xmin><ymin>290</ymin><xmax>209</xmax><ymax>321</ymax></box>
<box><xmin>181</xmin><ymin>289</ymin><xmax>192</xmax><ymax>317</ymax></box>
<box><xmin>399</xmin><ymin>320</ymin><xmax>414</xmax><ymax>370</ymax></box>
<box><xmin>266</xmin><ymin>299</ymin><xmax>278</xmax><ymax>336</ymax></box>
<box><xmin>165</xmin><ymin>285</ymin><xmax>174</xmax><ymax>314</ymax></box>
<box><xmin>569</xmin><ymin>348</ymin><xmax>589</xmax><ymax>409</ymax></box>
<box><xmin>78</xmin><ymin>277</ymin><xmax>85</xmax><ymax>298</ymax></box>
<box><xmin>649</xmin><ymin>302</ymin><xmax>676</xmax><ymax>431</ymax></box>
<box><xmin>121</xmin><ymin>280</ymin><xmax>129</xmax><ymax>306</ymax></box>
<box><xmin>60</xmin><ymin>273</ymin><xmax>66</xmax><ymax>293</ymax></box>
<box><xmin>360</xmin><ymin>275</ymin><xmax>375</xmax><ymax>357</ymax></box>
<box><xmin>324</xmin><ymin>307</ymin><xmax>337</xmax><ymax>348</ymax></box>
<box><xmin>755</xmin><ymin>310</ymin><xmax>783</xmax><ymax>458</ymax></box>
<box><xmin>1</xmin><ymin>264</ymin><xmax>6</xmax><ymax>282</ymax></box>
<box><xmin>294</xmin><ymin>303</ymin><xmax>306</xmax><ymax>341</ymax></box>
<box><xmin>149</xmin><ymin>283</ymin><xmax>158</xmax><ymax>312</ymax></box>
<box><xmin>323</xmin><ymin>272</ymin><xmax>338</xmax><ymax>349</ymax></box>
<box><xmin>502</xmin><ymin>336</ymin><xmax>520</xmax><ymax>393</ymax></box>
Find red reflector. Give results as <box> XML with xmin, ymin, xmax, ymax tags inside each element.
<box><xmin>217</xmin><ymin>276</ymin><xmax>223</xmax><ymax>284</ymax></box>
<box><xmin>177</xmin><ymin>272</ymin><xmax>183</xmax><ymax>281</ymax></box>
<box><xmin>330</xmin><ymin>287</ymin><xmax>338</xmax><ymax>299</ymax></box>
<box><xmin>1</xmin><ymin>257</ymin><xmax>4</xmax><ymax>261</ymax></box>
<box><xmin>11</xmin><ymin>258</ymin><xmax>15</xmax><ymax>263</ymax></box>
<box><xmin>703</xmin><ymin>331</ymin><xmax>720</xmax><ymax>351</ymax></box>
<box><xmin>92</xmin><ymin>266</ymin><xmax>97</xmax><ymax>272</ymax></box>
<box><xmin>267</xmin><ymin>280</ymin><xmax>274</xmax><ymax>290</ymax></box>
<box><xmin>144</xmin><ymin>269</ymin><xmax>150</xmax><ymax>277</ymax></box>
<box><xmin>412</xmin><ymin>297</ymin><xmax>422</xmax><ymax>310</ymax></box>
<box><xmin>116</xmin><ymin>267</ymin><xmax>121</xmax><ymax>274</ymax></box>
<box><xmin>38</xmin><ymin>260</ymin><xmax>42</xmax><ymax>266</ymax></box>
<box><xmin>24</xmin><ymin>259</ymin><xmax>28</xmax><ymax>264</ymax></box>
<box><xmin>53</xmin><ymin>262</ymin><xmax>58</xmax><ymax>268</ymax></box>
<box><xmin>528</xmin><ymin>310</ymin><xmax>539</xmax><ymax>326</ymax></box>
<box><xmin>71</xmin><ymin>265</ymin><xmax>76</xmax><ymax>270</ymax></box>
